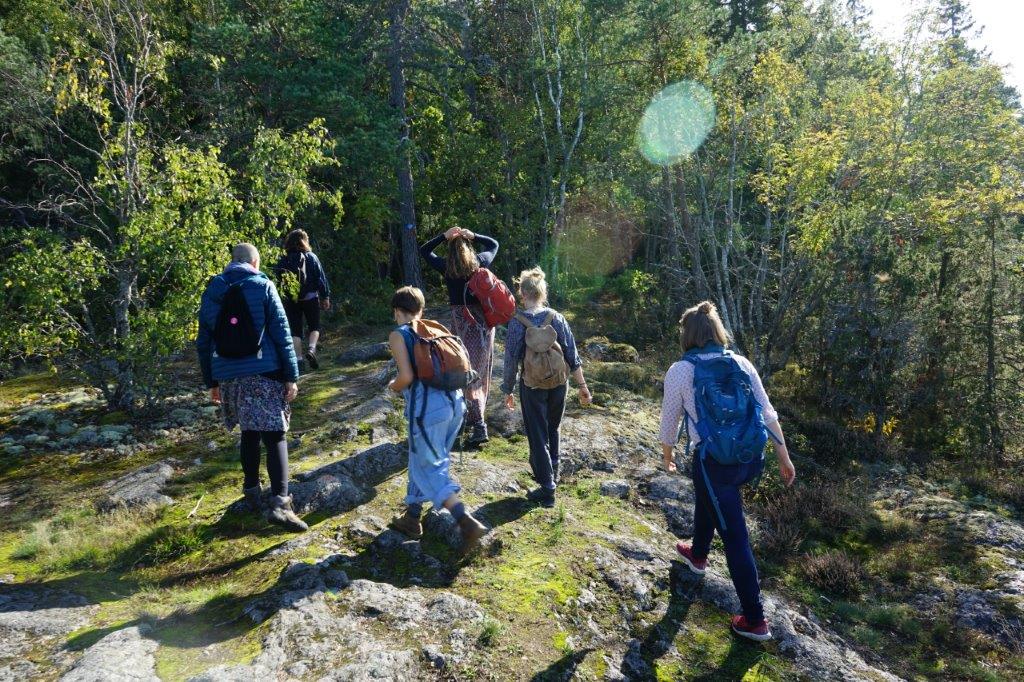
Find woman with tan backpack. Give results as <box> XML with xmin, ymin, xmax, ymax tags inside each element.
<box><xmin>502</xmin><ymin>268</ymin><xmax>591</xmax><ymax>507</ymax></box>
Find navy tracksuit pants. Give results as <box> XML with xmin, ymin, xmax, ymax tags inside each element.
<box><xmin>691</xmin><ymin>452</ymin><xmax>766</xmax><ymax>624</ymax></box>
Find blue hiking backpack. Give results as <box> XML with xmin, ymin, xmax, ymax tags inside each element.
<box><xmin>680</xmin><ymin>344</ymin><xmax>772</xmax><ymax>530</ymax></box>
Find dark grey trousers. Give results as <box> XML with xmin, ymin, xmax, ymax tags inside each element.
<box><xmin>519</xmin><ymin>382</ymin><xmax>567</xmax><ymax>490</ymax></box>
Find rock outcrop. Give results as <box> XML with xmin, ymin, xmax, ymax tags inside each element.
<box><xmin>97</xmin><ymin>459</ymin><xmax>178</xmax><ymax>512</ymax></box>
<box><xmin>335</xmin><ymin>342</ymin><xmax>391</xmax><ymax>366</ymax></box>
<box><xmin>0</xmin><ymin>587</ymin><xmax>98</xmax><ymax>680</ymax></box>
<box><xmin>61</xmin><ymin>626</ymin><xmax>160</xmax><ymax>682</ymax></box>
<box><xmin>194</xmin><ymin>558</ymin><xmax>483</xmax><ymax>681</ymax></box>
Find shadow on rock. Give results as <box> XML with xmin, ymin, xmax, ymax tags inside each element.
<box><xmin>691</xmin><ymin>637</ymin><xmax>773</xmax><ymax>681</ymax></box>
<box><xmin>338</xmin><ymin>495</ymin><xmax>538</xmax><ymax>591</ymax></box>
<box><xmin>620</xmin><ymin>562</ymin><xmax>697</xmax><ymax>678</ymax></box>
<box><xmin>530</xmin><ymin>647</ymin><xmax>594</xmax><ymax>681</ymax></box>
<box><xmin>218</xmin><ymin>441</ymin><xmax>407</xmax><ymax>529</ymax></box>
<box><xmin>64</xmin><ymin>553</ymin><xmax>351</xmax><ymax>654</ymax></box>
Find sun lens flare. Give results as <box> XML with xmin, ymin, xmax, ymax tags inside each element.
<box><xmin>638</xmin><ymin>81</ymin><xmax>716</xmax><ymax>166</ymax></box>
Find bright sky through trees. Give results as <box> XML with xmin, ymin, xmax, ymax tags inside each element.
<box><xmin>863</xmin><ymin>0</ymin><xmax>1023</xmax><ymax>98</ymax></box>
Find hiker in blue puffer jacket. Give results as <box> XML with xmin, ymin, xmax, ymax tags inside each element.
<box><xmin>196</xmin><ymin>243</ymin><xmax>307</xmax><ymax>532</ymax></box>
<box><xmin>659</xmin><ymin>301</ymin><xmax>795</xmax><ymax>642</ymax></box>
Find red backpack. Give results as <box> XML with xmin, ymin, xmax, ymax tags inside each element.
<box><xmin>464</xmin><ymin>268</ymin><xmax>516</xmax><ymax>328</ymax></box>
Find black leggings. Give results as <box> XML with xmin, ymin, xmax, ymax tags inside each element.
<box><xmin>284</xmin><ymin>297</ymin><xmax>321</xmax><ymax>336</ymax></box>
<box><xmin>240</xmin><ymin>430</ymin><xmax>289</xmax><ymax>496</ymax></box>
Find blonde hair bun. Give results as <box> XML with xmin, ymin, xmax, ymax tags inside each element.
<box><xmin>516</xmin><ymin>266</ymin><xmax>548</xmax><ymax>305</ymax></box>
<box><xmin>697</xmin><ymin>301</ymin><xmax>715</xmax><ymax>315</ymax></box>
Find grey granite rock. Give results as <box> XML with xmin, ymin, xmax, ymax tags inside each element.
<box><xmin>599</xmin><ymin>480</ymin><xmax>631</xmax><ymax>499</ymax></box>
<box><xmin>336</xmin><ymin>342</ymin><xmax>391</xmax><ymax>366</ymax></box>
<box><xmin>97</xmin><ymin>459</ymin><xmax>177</xmax><ymax>512</ymax></box>
<box><xmin>61</xmin><ymin>626</ymin><xmax>159</xmax><ymax>682</ymax></box>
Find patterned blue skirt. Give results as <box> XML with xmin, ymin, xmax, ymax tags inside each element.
<box><xmin>220</xmin><ymin>375</ymin><xmax>291</xmax><ymax>432</ymax></box>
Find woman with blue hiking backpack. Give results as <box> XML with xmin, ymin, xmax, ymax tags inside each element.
<box><xmin>386</xmin><ymin>286</ymin><xmax>489</xmax><ymax>553</ymax></box>
<box><xmin>659</xmin><ymin>301</ymin><xmax>796</xmax><ymax>642</ymax></box>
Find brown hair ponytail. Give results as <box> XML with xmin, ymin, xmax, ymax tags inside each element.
<box><xmin>680</xmin><ymin>300</ymin><xmax>730</xmax><ymax>351</ymax></box>
<box><xmin>445</xmin><ymin>236</ymin><xmax>479</xmax><ymax>279</ymax></box>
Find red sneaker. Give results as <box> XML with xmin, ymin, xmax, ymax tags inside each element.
<box><xmin>731</xmin><ymin>615</ymin><xmax>772</xmax><ymax>642</ymax></box>
<box><xmin>675</xmin><ymin>542</ymin><xmax>707</xmax><ymax>575</ymax></box>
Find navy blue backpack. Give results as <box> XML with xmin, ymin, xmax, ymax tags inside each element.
<box><xmin>680</xmin><ymin>344</ymin><xmax>773</xmax><ymax>529</ymax></box>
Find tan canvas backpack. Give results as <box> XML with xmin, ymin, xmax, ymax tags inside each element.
<box><xmin>517</xmin><ymin>311</ymin><xmax>570</xmax><ymax>389</ymax></box>
<box><xmin>409</xmin><ymin>318</ymin><xmax>479</xmax><ymax>391</ymax></box>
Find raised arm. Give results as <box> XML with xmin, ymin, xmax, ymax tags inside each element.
<box><xmin>418</xmin><ymin>233</ymin><xmax>447</xmax><ymax>274</ymax></box>
<box><xmin>470</xmin><ymin>233</ymin><xmax>499</xmax><ymax>268</ymax></box>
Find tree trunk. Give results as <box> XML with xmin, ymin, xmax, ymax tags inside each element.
<box><xmin>984</xmin><ymin>217</ymin><xmax>1004</xmax><ymax>459</ymax></box>
<box><xmin>387</xmin><ymin>0</ymin><xmax>422</xmax><ymax>288</ymax></box>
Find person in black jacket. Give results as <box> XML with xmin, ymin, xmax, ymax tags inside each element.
<box><xmin>275</xmin><ymin>229</ymin><xmax>331</xmax><ymax>371</ymax></box>
<box><xmin>419</xmin><ymin>226</ymin><xmax>499</xmax><ymax>445</ymax></box>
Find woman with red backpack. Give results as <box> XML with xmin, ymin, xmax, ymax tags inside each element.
<box><xmin>420</xmin><ymin>227</ymin><xmax>504</xmax><ymax>445</ymax></box>
<box><xmin>659</xmin><ymin>301</ymin><xmax>796</xmax><ymax>642</ymax></box>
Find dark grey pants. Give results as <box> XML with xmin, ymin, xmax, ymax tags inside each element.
<box><xmin>520</xmin><ymin>382</ymin><xmax>567</xmax><ymax>490</ymax></box>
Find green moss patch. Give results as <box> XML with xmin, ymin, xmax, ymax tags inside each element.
<box><xmin>0</xmin><ymin>371</ymin><xmax>69</xmax><ymax>408</ymax></box>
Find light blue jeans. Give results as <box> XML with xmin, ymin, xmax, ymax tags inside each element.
<box><xmin>403</xmin><ymin>384</ymin><xmax>466</xmax><ymax>508</ymax></box>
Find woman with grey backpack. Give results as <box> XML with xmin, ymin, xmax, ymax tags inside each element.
<box><xmin>502</xmin><ymin>267</ymin><xmax>591</xmax><ymax>507</ymax></box>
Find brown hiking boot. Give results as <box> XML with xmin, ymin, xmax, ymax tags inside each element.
<box><xmin>458</xmin><ymin>513</ymin><xmax>487</xmax><ymax>554</ymax></box>
<box><xmin>390</xmin><ymin>509</ymin><xmax>423</xmax><ymax>539</ymax></box>
<box><xmin>268</xmin><ymin>494</ymin><xmax>309</xmax><ymax>533</ymax></box>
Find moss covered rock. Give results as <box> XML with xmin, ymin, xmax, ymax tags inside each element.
<box><xmin>582</xmin><ymin>336</ymin><xmax>640</xmax><ymax>363</ymax></box>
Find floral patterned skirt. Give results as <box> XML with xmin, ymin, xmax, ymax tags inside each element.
<box><xmin>220</xmin><ymin>375</ymin><xmax>291</xmax><ymax>432</ymax></box>
<box><xmin>450</xmin><ymin>305</ymin><xmax>494</xmax><ymax>425</ymax></box>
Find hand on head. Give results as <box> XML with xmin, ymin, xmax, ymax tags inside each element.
<box><xmin>445</xmin><ymin>227</ymin><xmax>474</xmax><ymax>241</ymax></box>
